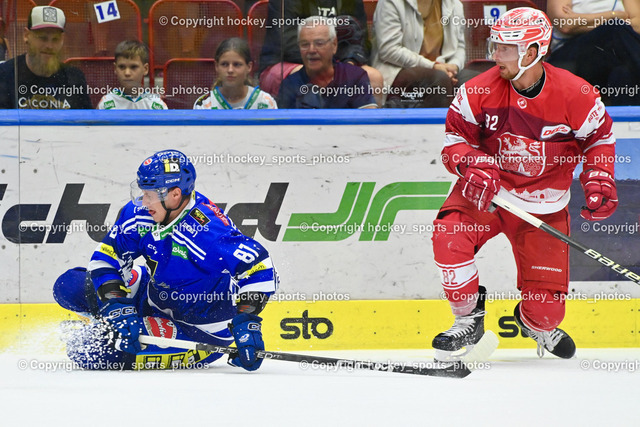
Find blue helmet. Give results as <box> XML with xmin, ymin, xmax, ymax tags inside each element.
<box><xmin>136</xmin><ymin>150</ymin><xmax>196</xmax><ymax>195</ymax></box>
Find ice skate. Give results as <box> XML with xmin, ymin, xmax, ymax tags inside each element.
<box><xmin>432</xmin><ymin>286</ymin><xmax>486</xmax><ymax>362</ymax></box>
<box><xmin>514</xmin><ymin>302</ymin><xmax>576</xmax><ymax>359</ymax></box>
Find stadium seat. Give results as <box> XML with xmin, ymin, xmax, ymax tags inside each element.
<box><xmin>148</xmin><ymin>0</ymin><xmax>242</xmax><ymax>85</ymax></box>
<box><xmin>3</xmin><ymin>0</ymin><xmax>37</xmax><ymax>58</ymax></box>
<box><xmin>246</xmin><ymin>0</ymin><xmax>266</xmax><ymax>77</ymax></box>
<box><xmin>363</xmin><ymin>0</ymin><xmax>376</xmax><ymax>37</ymax></box>
<box><xmin>529</xmin><ymin>0</ymin><xmax>546</xmax><ymax>12</ymax></box>
<box><xmin>461</xmin><ymin>0</ymin><xmax>538</xmax><ymax>62</ymax></box>
<box><xmin>64</xmin><ymin>56</ymin><xmax>119</xmax><ymax>107</ymax></box>
<box><xmin>162</xmin><ymin>57</ymin><xmax>215</xmax><ymax>109</ymax></box>
<box><xmin>48</xmin><ymin>0</ymin><xmax>142</xmax><ymax>59</ymax></box>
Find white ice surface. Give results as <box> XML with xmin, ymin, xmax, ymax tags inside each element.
<box><xmin>2</xmin><ymin>344</ymin><xmax>639</xmax><ymax>427</ymax></box>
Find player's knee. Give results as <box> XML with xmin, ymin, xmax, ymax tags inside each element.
<box><xmin>432</xmin><ymin>218</ymin><xmax>473</xmax><ymax>259</ymax></box>
<box><xmin>520</xmin><ymin>287</ymin><xmax>565</xmax><ymax>331</ymax></box>
<box><xmin>53</xmin><ymin>267</ymin><xmax>92</xmax><ymax>313</ymax></box>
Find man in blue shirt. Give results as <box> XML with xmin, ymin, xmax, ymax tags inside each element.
<box><xmin>54</xmin><ymin>150</ymin><xmax>278</xmax><ymax>370</ymax></box>
<box><xmin>278</xmin><ymin>16</ymin><xmax>377</xmax><ymax>109</ymax></box>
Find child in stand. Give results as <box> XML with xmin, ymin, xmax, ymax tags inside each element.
<box><xmin>194</xmin><ymin>38</ymin><xmax>277</xmax><ymax>109</ymax></box>
<box><xmin>98</xmin><ymin>40</ymin><xmax>167</xmax><ymax>109</ymax></box>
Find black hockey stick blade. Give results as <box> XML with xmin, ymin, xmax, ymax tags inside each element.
<box><xmin>492</xmin><ymin>195</ymin><xmax>640</xmax><ymax>285</ymax></box>
<box><xmin>139</xmin><ymin>334</ymin><xmax>496</xmax><ymax>378</ymax></box>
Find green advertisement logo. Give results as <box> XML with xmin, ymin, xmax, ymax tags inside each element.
<box><xmin>283</xmin><ymin>182</ymin><xmax>452</xmax><ymax>241</ymax></box>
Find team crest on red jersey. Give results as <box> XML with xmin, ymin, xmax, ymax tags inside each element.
<box><xmin>517</xmin><ymin>98</ymin><xmax>527</xmax><ymax>109</ymax></box>
<box><xmin>498</xmin><ymin>132</ymin><xmax>546</xmax><ymax>177</ymax></box>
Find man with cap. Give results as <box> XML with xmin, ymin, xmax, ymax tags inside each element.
<box><xmin>0</xmin><ymin>6</ymin><xmax>91</xmax><ymax>109</ymax></box>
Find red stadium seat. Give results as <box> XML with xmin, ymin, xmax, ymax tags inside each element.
<box><xmin>48</xmin><ymin>0</ymin><xmax>142</xmax><ymax>59</ymax></box>
<box><xmin>4</xmin><ymin>0</ymin><xmax>37</xmax><ymax>58</ymax></box>
<box><xmin>148</xmin><ymin>0</ymin><xmax>242</xmax><ymax>84</ymax></box>
<box><xmin>246</xmin><ymin>0</ymin><xmax>266</xmax><ymax>76</ymax></box>
<box><xmin>529</xmin><ymin>0</ymin><xmax>546</xmax><ymax>12</ymax></box>
<box><xmin>162</xmin><ymin>57</ymin><xmax>215</xmax><ymax>109</ymax></box>
<box><xmin>64</xmin><ymin>56</ymin><xmax>119</xmax><ymax>107</ymax></box>
<box><xmin>363</xmin><ymin>0</ymin><xmax>376</xmax><ymax>37</ymax></box>
<box><xmin>461</xmin><ymin>0</ymin><xmax>538</xmax><ymax>62</ymax></box>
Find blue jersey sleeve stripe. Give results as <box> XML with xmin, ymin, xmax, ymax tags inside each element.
<box><xmin>172</xmin><ymin>232</ymin><xmax>206</xmax><ymax>261</ymax></box>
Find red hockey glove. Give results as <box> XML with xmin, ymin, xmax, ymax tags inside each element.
<box><xmin>580</xmin><ymin>169</ymin><xmax>617</xmax><ymax>221</ymax></box>
<box><xmin>460</xmin><ymin>154</ymin><xmax>501</xmax><ymax>212</ymax></box>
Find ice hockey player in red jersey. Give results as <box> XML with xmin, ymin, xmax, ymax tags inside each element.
<box><xmin>431</xmin><ymin>7</ymin><xmax>617</xmax><ymax>361</ymax></box>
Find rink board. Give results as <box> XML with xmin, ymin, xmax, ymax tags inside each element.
<box><xmin>1</xmin><ymin>109</ymin><xmax>640</xmax><ymax>353</ymax></box>
<box><xmin>1</xmin><ymin>109</ymin><xmax>640</xmax><ymax>305</ymax></box>
<box><xmin>1</xmin><ymin>298</ymin><xmax>639</xmax><ymax>352</ymax></box>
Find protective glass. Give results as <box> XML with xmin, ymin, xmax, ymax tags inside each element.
<box><xmin>130</xmin><ymin>180</ymin><xmax>168</xmax><ymax>207</ymax></box>
<box><xmin>487</xmin><ymin>41</ymin><xmax>521</xmax><ymax>62</ymax></box>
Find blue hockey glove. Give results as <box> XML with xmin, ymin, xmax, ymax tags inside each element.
<box><xmin>228</xmin><ymin>313</ymin><xmax>264</xmax><ymax>371</ymax></box>
<box><xmin>99</xmin><ymin>298</ymin><xmax>142</xmax><ymax>354</ymax></box>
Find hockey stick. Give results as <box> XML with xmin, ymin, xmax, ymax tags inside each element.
<box><xmin>492</xmin><ymin>195</ymin><xmax>640</xmax><ymax>285</ymax></box>
<box><xmin>139</xmin><ymin>331</ymin><xmax>499</xmax><ymax>378</ymax></box>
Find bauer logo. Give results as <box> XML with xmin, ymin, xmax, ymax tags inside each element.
<box><xmin>280</xmin><ymin>310</ymin><xmax>334</xmax><ymax>340</ymax></box>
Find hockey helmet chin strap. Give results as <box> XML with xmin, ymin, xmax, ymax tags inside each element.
<box><xmin>512</xmin><ymin>43</ymin><xmax>543</xmax><ymax>81</ymax></box>
<box><xmin>159</xmin><ymin>192</ymin><xmax>190</xmax><ymax>226</ymax></box>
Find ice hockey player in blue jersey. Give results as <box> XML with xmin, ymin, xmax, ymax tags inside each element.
<box><xmin>53</xmin><ymin>149</ymin><xmax>278</xmax><ymax>370</ymax></box>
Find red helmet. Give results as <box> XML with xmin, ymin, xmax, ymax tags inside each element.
<box><xmin>489</xmin><ymin>7</ymin><xmax>552</xmax><ymax>79</ymax></box>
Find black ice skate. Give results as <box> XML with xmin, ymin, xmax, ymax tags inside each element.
<box><xmin>514</xmin><ymin>302</ymin><xmax>576</xmax><ymax>359</ymax></box>
<box><xmin>432</xmin><ymin>286</ymin><xmax>486</xmax><ymax>362</ymax></box>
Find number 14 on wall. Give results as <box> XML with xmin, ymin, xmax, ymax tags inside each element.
<box><xmin>94</xmin><ymin>0</ymin><xmax>121</xmax><ymax>23</ymax></box>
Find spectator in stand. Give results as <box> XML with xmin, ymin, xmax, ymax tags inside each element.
<box><xmin>0</xmin><ymin>6</ymin><xmax>91</xmax><ymax>109</ymax></box>
<box><xmin>194</xmin><ymin>38</ymin><xmax>277</xmax><ymax>109</ymax></box>
<box><xmin>259</xmin><ymin>0</ymin><xmax>384</xmax><ymax>106</ymax></box>
<box><xmin>371</xmin><ymin>0</ymin><xmax>477</xmax><ymax>107</ymax></box>
<box><xmin>278</xmin><ymin>16</ymin><xmax>377</xmax><ymax>108</ymax></box>
<box><xmin>98</xmin><ymin>40</ymin><xmax>167</xmax><ymax>110</ymax></box>
<box><xmin>547</xmin><ymin>0</ymin><xmax>640</xmax><ymax>105</ymax></box>
<box><xmin>0</xmin><ymin>17</ymin><xmax>10</xmax><ymax>62</ymax></box>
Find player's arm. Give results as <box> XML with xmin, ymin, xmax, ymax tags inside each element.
<box><xmin>443</xmin><ymin>87</ymin><xmax>500</xmax><ymax>212</ymax></box>
<box><xmin>226</xmin><ymin>235</ymin><xmax>278</xmax><ymax>314</ymax></box>
<box><xmin>221</xmin><ymin>234</ymin><xmax>278</xmax><ymax>371</ymax></box>
<box><xmin>88</xmin><ymin>204</ymin><xmax>150</xmax><ymax>354</ymax></box>
<box><xmin>574</xmin><ymin>97</ymin><xmax>617</xmax><ymax>220</ymax></box>
<box><xmin>88</xmin><ymin>204</ymin><xmax>148</xmax><ymax>301</ymax></box>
